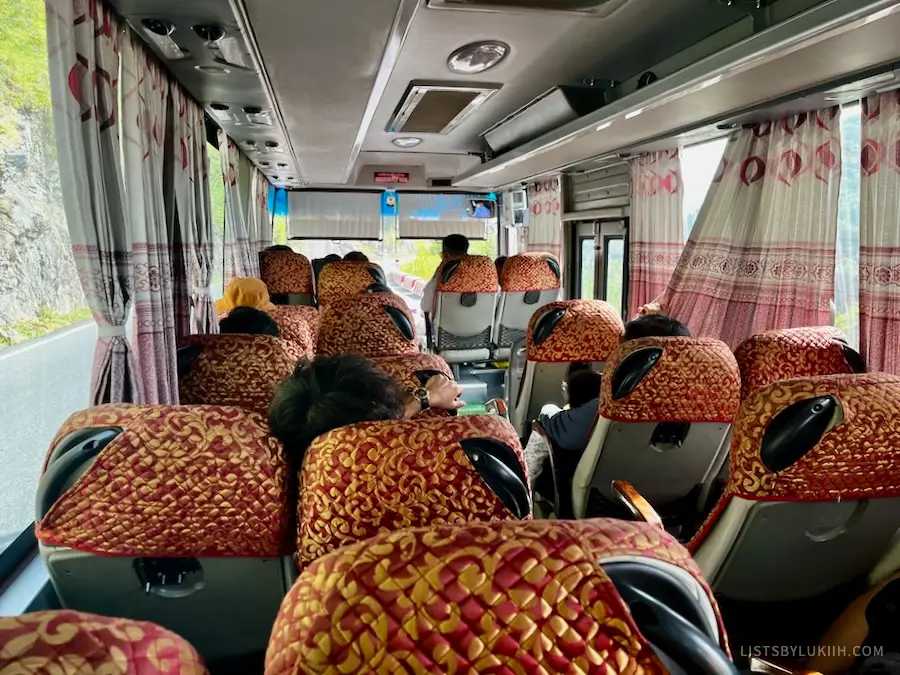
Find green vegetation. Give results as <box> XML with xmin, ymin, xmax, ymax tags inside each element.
<box><xmin>0</xmin><ymin>0</ymin><xmax>51</xmax><ymax>112</ymax></box>
<box><xmin>0</xmin><ymin>306</ymin><xmax>92</xmax><ymax>349</ymax></box>
<box><xmin>273</xmin><ymin>215</ymin><xmax>288</xmax><ymax>245</ymax></box>
<box><xmin>398</xmin><ymin>239</ymin><xmax>498</xmax><ymax>279</ymax></box>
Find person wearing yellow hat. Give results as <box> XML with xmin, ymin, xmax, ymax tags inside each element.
<box><xmin>215</xmin><ymin>277</ymin><xmax>275</xmax><ymax>317</ymax></box>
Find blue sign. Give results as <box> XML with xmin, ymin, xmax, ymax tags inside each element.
<box><xmin>268</xmin><ymin>187</ymin><xmax>289</xmax><ymax>217</ymax></box>
<box><xmin>381</xmin><ymin>190</ymin><xmax>397</xmax><ymax>216</ymax></box>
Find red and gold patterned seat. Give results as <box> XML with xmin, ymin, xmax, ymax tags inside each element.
<box><xmin>573</xmin><ymin>337</ymin><xmax>741</xmax><ymax>520</ymax></box>
<box><xmin>259</xmin><ymin>250</ymin><xmax>315</xmax><ymax>306</ymax></box>
<box><xmin>268</xmin><ymin>305</ymin><xmax>318</xmax><ymax>356</ymax></box>
<box><xmin>371</xmin><ymin>353</ymin><xmax>454</xmax><ymax>418</ymax></box>
<box><xmin>35</xmin><ymin>404</ymin><xmax>292</xmax><ymax>659</ymax></box>
<box><xmin>511</xmin><ymin>299</ymin><xmax>624</xmax><ymax>437</ymax></box>
<box><xmin>0</xmin><ymin>610</ymin><xmax>207</xmax><ymax>675</ymax></box>
<box><xmin>431</xmin><ymin>255</ymin><xmax>498</xmax><ymax>364</ymax></box>
<box><xmin>296</xmin><ymin>415</ymin><xmax>531</xmax><ymax>569</ymax></box>
<box><xmin>266</xmin><ymin>519</ymin><xmax>732</xmax><ymax>675</ymax></box>
<box><xmin>689</xmin><ymin>373</ymin><xmax>900</xmax><ymax>602</ymax></box>
<box><xmin>734</xmin><ymin>325</ymin><xmax>864</xmax><ymax>399</ymax></box>
<box><xmin>316</xmin><ymin>261</ymin><xmax>386</xmax><ymax>306</ymax></box>
<box><xmin>316</xmin><ymin>292</ymin><xmax>418</xmax><ymax>358</ymax></box>
<box><xmin>493</xmin><ymin>252</ymin><xmax>561</xmax><ymax>359</ymax></box>
<box><xmin>178</xmin><ymin>334</ymin><xmax>303</xmax><ymax>415</ymax></box>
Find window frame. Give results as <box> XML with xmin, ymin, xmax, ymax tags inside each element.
<box><xmin>0</xmin><ymin>524</ymin><xmax>37</xmax><ymax>587</ymax></box>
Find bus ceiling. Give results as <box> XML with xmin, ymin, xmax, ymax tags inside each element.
<box><xmin>114</xmin><ymin>0</ymin><xmax>900</xmax><ymax>192</ymax></box>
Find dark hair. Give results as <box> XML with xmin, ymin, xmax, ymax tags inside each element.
<box><xmin>495</xmin><ymin>256</ymin><xmax>508</xmax><ymax>277</ymax></box>
<box><xmin>442</xmin><ymin>233</ymin><xmax>469</xmax><ymax>257</ymax></box>
<box><xmin>219</xmin><ymin>306</ymin><xmax>280</xmax><ymax>337</ymax></box>
<box><xmin>265</xmin><ymin>245</ymin><xmax>293</xmax><ymax>252</ymax></box>
<box><xmin>268</xmin><ymin>354</ymin><xmax>407</xmax><ymax>462</ymax></box>
<box><xmin>623</xmin><ymin>314</ymin><xmax>690</xmax><ymax>342</ymax></box>
<box><xmin>343</xmin><ymin>251</ymin><xmax>369</xmax><ymax>263</ymax></box>
<box><xmin>566</xmin><ymin>369</ymin><xmax>602</xmax><ymax>408</ymax></box>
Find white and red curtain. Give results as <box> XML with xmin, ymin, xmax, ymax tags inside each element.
<box><xmin>45</xmin><ymin>0</ymin><xmax>143</xmax><ymax>404</ymax></box>
<box><xmin>173</xmin><ymin>85</ymin><xmax>216</xmax><ymax>335</ymax></box>
<box><xmin>122</xmin><ymin>30</ymin><xmax>178</xmax><ymax>404</ymax></box>
<box><xmin>859</xmin><ymin>93</ymin><xmax>900</xmax><ymax>374</ymax></box>
<box><xmin>249</xmin><ymin>167</ymin><xmax>273</xmax><ymax>253</ymax></box>
<box><xmin>219</xmin><ymin>130</ymin><xmax>257</xmax><ymax>282</ymax></box>
<box><xmin>628</xmin><ymin>150</ymin><xmax>684</xmax><ymax>316</ymax></box>
<box><xmin>522</xmin><ymin>177</ymin><xmax>564</xmax><ymax>291</ymax></box>
<box><xmin>658</xmin><ymin>109</ymin><xmax>842</xmax><ymax>348</ymax></box>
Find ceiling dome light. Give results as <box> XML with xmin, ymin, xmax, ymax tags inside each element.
<box><xmin>392</xmin><ymin>137</ymin><xmax>422</xmax><ymax>148</ymax></box>
<box><xmin>447</xmin><ymin>41</ymin><xmax>509</xmax><ymax>75</ymax></box>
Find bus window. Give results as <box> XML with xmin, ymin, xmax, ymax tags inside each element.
<box><xmin>580</xmin><ymin>237</ymin><xmax>595</xmax><ymax>299</ymax></box>
<box><xmin>604</xmin><ymin>237</ymin><xmax>625</xmax><ymax>316</ymax></box>
<box><xmin>836</xmin><ymin>103</ymin><xmax>860</xmax><ymax>348</ymax></box>
<box><xmin>0</xmin><ymin>0</ymin><xmax>94</xmax><ymax>556</ymax></box>
<box><xmin>682</xmin><ymin>137</ymin><xmax>728</xmax><ymax>238</ymax></box>
<box><xmin>208</xmin><ymin>141</ymin><xmax>226</xmax><ymax>301</ymax></box>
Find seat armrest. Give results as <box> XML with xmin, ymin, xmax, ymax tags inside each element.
<box><xmin>749</xmin><ymin>657</ymin><xmax>823</xmax><ymax>674</ymax></box>
<box><xmin>611</xmin><ymin>479</ymin><xmax>664</xmax><ymax>530</ymax></box>
<box><xmin>485</xmin><ymin>398</ymin><xmax>509</xmax><ymax>420</ymax></box>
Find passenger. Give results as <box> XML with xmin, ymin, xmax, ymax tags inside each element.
<box><xmin>421</xmin><ymin>233</ymin><xmax>469</xmax><ymax>316</ymax></box>
<box><xmin>343</xmin><ymin>251</ymin><xmax>369</xmax><ymax>263</ymax></box>
<box><xmin>264</xmin><ymin>244</ymin><xmax>294</xmax><ymax>252</ymax></box>
<box><xmin>527</xmin><ymin>313</ymin><xmax>690</xmax><ymax>499</ymax></box>
<box><xmin>215</xmin><ymin>277</ymin><xmax>275</xmax><ymax>317</ymax></box>
<box><xmin>269</xmin><ymin>353</ymin><xmax>465</xmax><ymax>462</ymax></box>
<box><xmin>495</xmin><ymin>255</ymin><xmax>508</xmax><ymax>280</ymax></box>
<box><xmin>219</xmin><ymin>306</ymin><xmax>280</xmax><ymax>337</ymax></box>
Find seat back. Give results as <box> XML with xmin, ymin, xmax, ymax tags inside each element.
<box><xmin>258</xmin><ymin>250</ymin><xmax>314</xmax><ymax>306</ymax></box>
<box><xmin>267</xmin><ymin>305</ymin><xmax>318</xmax><ymax>356</ymax></box>
<box><xmin>735</xmin><ymin>325</ymin><xmax>865</xmax><ymax>399</ymax></box>
<box><xmin>0</xmin><ymin>610</ymin><xmax>208</xmax><ymax>674</ymax></box>
<box><xmin>267</xmin><ymin>519</ymin><xmax>733</xmax><ymax>675</ymax></box>
<box><xmin>316</xmin><ymin>261</ymin><xmax>386</xmax><ymax>306</ymax></box>
<box><xmin>493</xmin><ymin>253</ymin><xmax>560</xmax><ymax>359</ymax></box>
<box><xmin>690</xmin><ymin>373</ymin><xmax>900</xmax><ymax>602</ymax></box>
<box><xmin>178</xmin><ymin>334</ymin><xmax>303</xmax><ymax>415</ymax></box>
<box><xmin>35</xmin><ymin>404</ymin><xmax>292</xmax><ymax>659</ymax></box>
<box><xmin>433</xmin><ymin>255</ymin><xmax>498</xmax><ymax>363</ymax></box>
<box><xmin>316</xmin><ymin>292</ymin><xmax>418</xmax><ymax>357</ymax></box>
<box><xmin>371</xmin><ymin>353</ymin><xmax>455</xmax><ymax>418</ymax></box>
<box><xmin>512</xmin><ymin>300</ymin><xmax>624</xmax><ymax>437</ymax></box>
<box><xmin>296</xmin><ymin>415</ymin><xmax>531</xmax><ymax>568</ymax></box>
<box><xmin>573</xmin><ymin>337</ymin><xmax>740</xmax><ymax>519</ymax></box>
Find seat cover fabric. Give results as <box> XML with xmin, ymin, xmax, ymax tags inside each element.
<box><xmin>526</xmin><ymin>300</ymin><xmax>624</xmax><ymax>363</ymax></box>
<box><xmin>316</xmin><ymin>292</ymin><xmax>418</xmax><ymax>358</ymax></box>
<box><xmin>266</xmin><ymin>519</ymin><xmax>729</xmax><ymax>675</ymax></box>
<box><xmin>499</xmin><ymin>252</ymin><xmax>560</xmax><ymax>292</ymax></box>
<box><xmin>435</xmin><ymin>255</ymin><xmax>498</xmax><ymax>294</ymax></box>
<box><xmin>37</xmin><ymin>404</ymin><xmax>291</xmax><ymax>558</ymax></box>
<box><xmin>259</xmin><ymin>250</ymin><xmax>314</xmax><ymax>297</ymax></box>
<box><xmin>600</xmin><ymin>337</ymin><xmax>741</xmax><ymax>423</ymax></box>
<box><xmin>317</xmin><ymin>262</ymin><xmax>384</xmax><ymax>306</ymax></box>
<box><xmin>0</xmin><ymin>610</ymin><xmax>207</xmax><ymax>675</ymax></box>
<box><xmin>178</xmin><ymin>334</ymin><xmax>303</xmax><ymax>415</ymax></box>
<box><xmin>268</xmin><ymin>305</ymin><xmax>319</xmax><ymax>356</ymax></box>
<box><xmin>371</xmin><ymin>353</ymin><xmax>454</xmax><ymax>419</ymax></box>
<box><xmin>297</xmin><ymin>415</ymin><xmax>527</xmax><ymax>568</ymax></box>
<box><xmin>690</xmin><ymin>373</ymin><xmax>900</xmax><ymax>551</ymax></box>
<box><xmin>735</xmin><ymin>325</ymin><xmax>855</xmax><ymax>399</ymax></box>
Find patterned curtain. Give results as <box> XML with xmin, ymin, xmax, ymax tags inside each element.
<box><xmin>219</xmin><ymin>130</ymin><xmax>256</xmax><ymax>282</ymax></box>
<box><xmin>121</xmin><ymin>30</ymin><xmax>178</xmax><ymax>404</ymax></box>
<box><xmin>859</xmin><ymin>93</ymin><xmax>900</xmax><ymax>373</ymax></box>
<box><xmin>524</xmin><ymin>177</ymin><xmax>564</xmax><ymax>290</ymax></box>
<box><xmin>45</xmin><ymin>0</ymin><xmax>142</xmax><ymax>404</ymax></box>
<box><xmin>249</xmin><ymin>167</ymin><xmax>273</xmax><ymax>252</ymax></box>
<box><xmin>657</xmin><ymin>108</ymin><xmax>842</xmax><ymax>348</ymax></box>
<box><xmin>628</xmin><ymin>150</ymin><xmax>684</xmax><ymax>316</ymax></box>
<box><xmin>172</xmin><ymin>85</ymin><xmax>216</xmax><ymax>335</ymax></box>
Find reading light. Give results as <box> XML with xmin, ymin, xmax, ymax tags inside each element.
<box><xmin>448</xmin><ymin>41</ymin><xmax>509</xmax><ymax>74</ymax></box>
<box><xmin>192</xmin><ymin>24</ymin><xmax>226</xmax><ymax>42</ymax></box>
<box><xmin>392</xmin><ymin>137</ymin><xmax>422</xmax><ymax>148</ymax></box>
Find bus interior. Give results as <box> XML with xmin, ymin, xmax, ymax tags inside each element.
<box><xmin>2</xmin><ymin>0</ymin><xmax>900</xmax><ymax>673</ymax></box>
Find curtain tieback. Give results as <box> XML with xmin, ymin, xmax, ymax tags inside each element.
<box><xmin>98</xmin><ymin>325</ymin><xmax>127</xmax><ymax>339</ymax></box>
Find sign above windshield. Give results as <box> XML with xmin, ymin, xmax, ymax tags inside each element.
<box><xmin>374</xmin><ymin>172</ymin><xmax>410</xmax><ymax>184</ymax></box>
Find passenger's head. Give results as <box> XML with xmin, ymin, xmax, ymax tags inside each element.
<box><xmin>495</xmin><ymin>256</ymin><xmax>508</xmax><ymax>279</ymax></box>
<box><xmin>219</xmin><ymin>306</ymin><xmax>280</xmax><ymax>337</ymax></box>
<box><xmin>216</xmin><ymin>277</ymin><xmax>274</xmax><ymax>314</ymax></box>
<box><xmin>441</xmin><ymin>234</ymin><xmax>469</xmax><ymax>260</ymax></box>
<box><xmin>268</xmin><ymin>354</ymin><xmax>407</xmax><ymax>459</ymax></box>
<box><xmin>265</xmin><ymin>245</ymin><xmax>293</xmax><ymax>252</ymax></box>
<box><xmin>565</xmin><ymin>369</ymin><xmax>602</xmax><ymax>408</ymax></box>
<box><xmin>623</xmin><ymin>313</ymin><xmax>690</xmax><ymax>342</ymax></box>
<box><xmin>343</xmin><ymin>251</ymin><xmax>369</xmax><ymax>263</ymax></box>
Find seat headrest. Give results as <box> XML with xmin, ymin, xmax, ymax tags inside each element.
<box><xmin>258</xmin><ymin>249</ymin><xmax>313</xmax><ymax>296</ymax></box>
<box><xmin>526</xmin><ymin>300</ymin><xmax>624</xmax><ymax>363</ymax></box>
<box><xmin>316</xmin><ymin>293</ymin><xmax>418</xmax><ymax>358</ymax></box>
<box><xmin>436</xmin><ymin>255</ymin><xmax>498</xmax><ymax>293</ymax></box>
<box><xmin>735</xmin><ymin>326</ymin><xmax>861</xmax><ymax>399</ymax></box>
<box><xmin>500</xmin><ymin>252</ymin><xmax>561</xmax><ymax>292</ymax></box>
<box><xmin>601</xmin><ymin>337</ymin><xmax>740</xmax><ymax>423</ymax></box>
<box><xmin>267</xmin><ymin>519</ymin><xmax>729</xmax><ymax>675</ymax></box>
<box><xmin>317</xmin><ymin>261</ymin><xmax>386</xmax><ymax>305</ymax></box>
<box><xmin>297</xmin><ymin>415</ymin><xmax>529</xmax><ymax>567</ymax></box>
<box><xmin>37</xmin><ymin>404</ymin><xmax>290</xmax><ymax>558</ymax></box>
<box><xmin>267</xmin><ymin>305</ymin><xmax>318</xmax><ymax>355</ymax></box>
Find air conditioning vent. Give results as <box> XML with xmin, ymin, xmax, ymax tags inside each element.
<box><xmin>388</xmin><ymin>81</ymin><xmax>501</xmax><ymax>135</ymax></box>
<box><xmin>427</xmin><ymin>0</ymin><xmax>629</xmax><ymax>16</ymax></box>
<box><xmin>428</xmin><ymin>178</ymin><xmax>454</xmax><ymax>188</ymax></box>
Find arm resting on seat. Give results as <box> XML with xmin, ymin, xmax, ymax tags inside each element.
<box><xmin>611</xmin><ymin>479</ymin><xmax>664</xmax><ymax>530</ymax></box>
<box><xmin>485</xmin><ymin>398</ymin><xmax>509</xmax><ymax>420</ymax></box>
